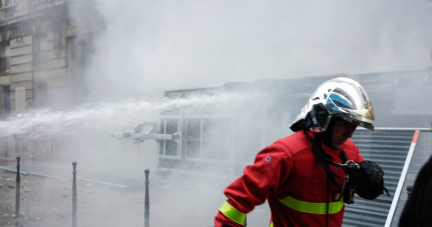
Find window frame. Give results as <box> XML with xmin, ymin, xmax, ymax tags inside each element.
<box><xmin>159</xmin><ymin>116</ymin><xmax>181</xmax><ymax>159</ymax></box>
<box><xmin>182</xmin><ymin>115</ymin><xmax>231</xmax><ymax>161</ymax></box>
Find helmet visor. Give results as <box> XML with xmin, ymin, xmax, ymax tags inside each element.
<box><xmin>325</xmin><ymin>85</ymin><xmax>375</xmax><ymax>130</ymax></box>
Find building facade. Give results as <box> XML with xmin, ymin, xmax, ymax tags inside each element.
<box><xmin>0</xmin><ymin>0</ymin><xmax>98</xmax><ymax>118</ymax></box>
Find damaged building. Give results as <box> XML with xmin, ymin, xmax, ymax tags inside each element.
<box><xmin>0</xmin><ymin>0</ymin><xmax>99</xmax><ymax>118</ymax></box>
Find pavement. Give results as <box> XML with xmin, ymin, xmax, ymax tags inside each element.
<box><xmin>0</xmin><ymin>159</ymin><xmax>272</xmax><ymax>227</ymax></box>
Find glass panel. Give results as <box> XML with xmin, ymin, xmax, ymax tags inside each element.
<box><xmin>185</xmin><ymin>118</ymin><xmax>200</xmax><ymax>139</ymax></box>
<box><xmin>166</xmin><ymin>119</ymin><xmax>178</xmax><ymax>134</ymax></box>
<box><xmin>165</xmin><ymin>141</ymin><xmax>177</xmax><ymax>156</ymax></box>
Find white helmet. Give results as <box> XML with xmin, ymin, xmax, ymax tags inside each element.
<box><xmin>290</xmin><ymin>77</ymin><xmax>375</xmax><ymax>132</ymax></box>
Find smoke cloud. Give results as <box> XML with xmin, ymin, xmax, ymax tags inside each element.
<box><xmin>70</xmin><ymin>0</ymin><xmax>432</xmax><ymax>99</ymax></box>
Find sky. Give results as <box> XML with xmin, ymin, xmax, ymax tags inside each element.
<box><xmin>70</xmin><ymin>0</ymin><xmax>432</xmax><ymax>99</ymax></box>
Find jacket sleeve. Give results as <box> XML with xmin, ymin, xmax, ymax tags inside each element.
<box><xmin>214</xmin><ymin>143</ymin><xmax>293</xmax><ymax>227</ymax></box>
<box><xmin>357</xmin><ymin>153</ymin><xmax>365</xmax><ymax>163</ymax></box>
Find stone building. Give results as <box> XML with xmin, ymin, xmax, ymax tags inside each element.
<box><xmin>0</xmin><ymin>0</ymin><xmax>99</xmax><ymax>118</ymax></box>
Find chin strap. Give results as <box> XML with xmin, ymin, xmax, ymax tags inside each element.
<box><xmin>304</xmin><ymin>130</ymin><xmax>341</xmax><ymax>189</ymax></box>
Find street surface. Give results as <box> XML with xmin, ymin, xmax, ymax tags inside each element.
<box><xmin>0</xmin><ymin>161</ymin><xmax>271</xmax><ymax>227</ymax></box>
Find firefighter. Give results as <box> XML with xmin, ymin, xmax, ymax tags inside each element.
<box><xmin>214</xmin><ymin>77</ymin><xmax>387</xmax><ymax>227</ymax></box>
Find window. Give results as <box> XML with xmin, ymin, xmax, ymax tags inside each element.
<box><xmin>3</xmin><ymin>3</ymin><xmax>15</xmax><ymax>19</ymax></box>
<box><xmin>181</xmin><ymin>117</ymin><xmax>231</xmax><ymax>160</ymax></box>
<box><xmin>159</xmin><ymin>118</ymin><xmax>180</xmax><ymax>157</ymax></box>
<box><xmin>4</xmin><ymin>0</ymin><xmax>15</xmax><ymax>7</ymax></box>
<box><xmin>183</xmin><ymin>118</ymin><xmax>201</xmax><ymax>158</ymax></box>
<box><xmin>0</xmin><ymin>44</ymin><xmax>9</xmax><ymax>73</ymax></box>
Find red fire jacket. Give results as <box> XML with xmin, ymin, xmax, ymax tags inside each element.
<box><xmin>214</xmin><ymin>130</ymin><xmax>364</xmax><ymax>227</ymax></box>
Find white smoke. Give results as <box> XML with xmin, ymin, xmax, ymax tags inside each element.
<box><xmin>70</xmin><ymin>0</ymin><xmax>432</xmax><ymax>100</ymax></box>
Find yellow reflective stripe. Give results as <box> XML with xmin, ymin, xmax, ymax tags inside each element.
<box><xmin>219</xmin><ymin>201</ymin><xmax>246</xmax><ymax>225</ymax></box>
<box><xmin>278</xmin><ymin>196</ymin><xmax>344</xmax><ymax>214</ymax></box>
<box><xmin>269</xmin><ymin>221</ymin><xmax>274</xmax><ymax>227</ymax></box>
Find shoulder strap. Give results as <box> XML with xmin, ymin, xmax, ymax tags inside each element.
<box><xmin>338</xmin><ymin>150</ymin><xmax>348</xmax><ymax>164</ymax></box>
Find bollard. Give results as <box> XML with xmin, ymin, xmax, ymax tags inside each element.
<box><xmin>144</xmin><ymin>169</ymin><xmax>150</xmax><ymax>227</ymax></box>
<box><xmin>72</xmin><ymin>162</ymin><xmax>77</xmax><ymax>227</ymax></box>
<box><xmin>15</xmin><ymin>156</ymin><xmax>20</xmax><ymax>219</ymax></box>
<box><xmin>406</xmin><ymin>185</ymin><xmax>413</xmax><ymax>199</ymax></box>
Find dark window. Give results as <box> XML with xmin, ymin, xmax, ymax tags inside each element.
<box><xmin>2</xmin><ymin>85</ymin><xmax>9</xmax><ymax>118</ymax></box>
<box><xmin>0</xmin><ymin>57</ymin><xmax>9</xmax><ymax>73</ymax></box>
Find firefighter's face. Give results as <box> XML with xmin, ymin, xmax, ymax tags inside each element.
<box><xmin>331</xmin><ymin>119</ymin><xmax>356</xmax><ymax>150</ymax></box>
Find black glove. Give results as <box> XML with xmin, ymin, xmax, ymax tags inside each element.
<box><xmin>354</xmin><ymin>160</ymin><xmax>389</xmax><ymax>200</ymax></box>
<box><xmin>359</xmin><ymin>160</ymin><xmax>384</xmax><ymax>185</ymax></box>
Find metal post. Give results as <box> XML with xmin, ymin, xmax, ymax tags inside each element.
<box><xmin>72</xmin><ymin>162</ymin><xmax>77</xmax><ymax>227</ymax></box>
<box><xmin>144</xmin><ymin>169</ymin><xmax>150</xmax><ymax>227</ymax></box>
<box><xmin>15</xmin><ymin>156</ymin><xmax>20</xmax><ymax>219</ymax></box>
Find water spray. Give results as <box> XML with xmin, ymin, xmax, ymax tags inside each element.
<box><xmin>0</xmin><ymin>93</ymin><xmax>263</xmax><ymax>140</ymax></box>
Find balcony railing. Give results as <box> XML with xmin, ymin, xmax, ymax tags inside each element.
<box><xmin>3</xmin><ymin>6</ymin><xmax>14</xmax><ymax>19</ymax></box>
<box><xmin>0</xmin><ymin>56</ymin><xmax>10</xmax><ymax>73</ymax></box>
<box><xmin>4</xmin><ymin>0</ymin><xmax>15</xmax><ymax>7</ymax></box>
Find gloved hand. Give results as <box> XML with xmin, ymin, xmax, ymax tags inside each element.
<box><xmin>359</xmin><ymin>160</ymin><xmax>384</xmax><ymax>185</ymax></box>
<box><xmin>353</xmin><ymin>160</ymin><xmax>389</xmax><ymax>199</ymax></box>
